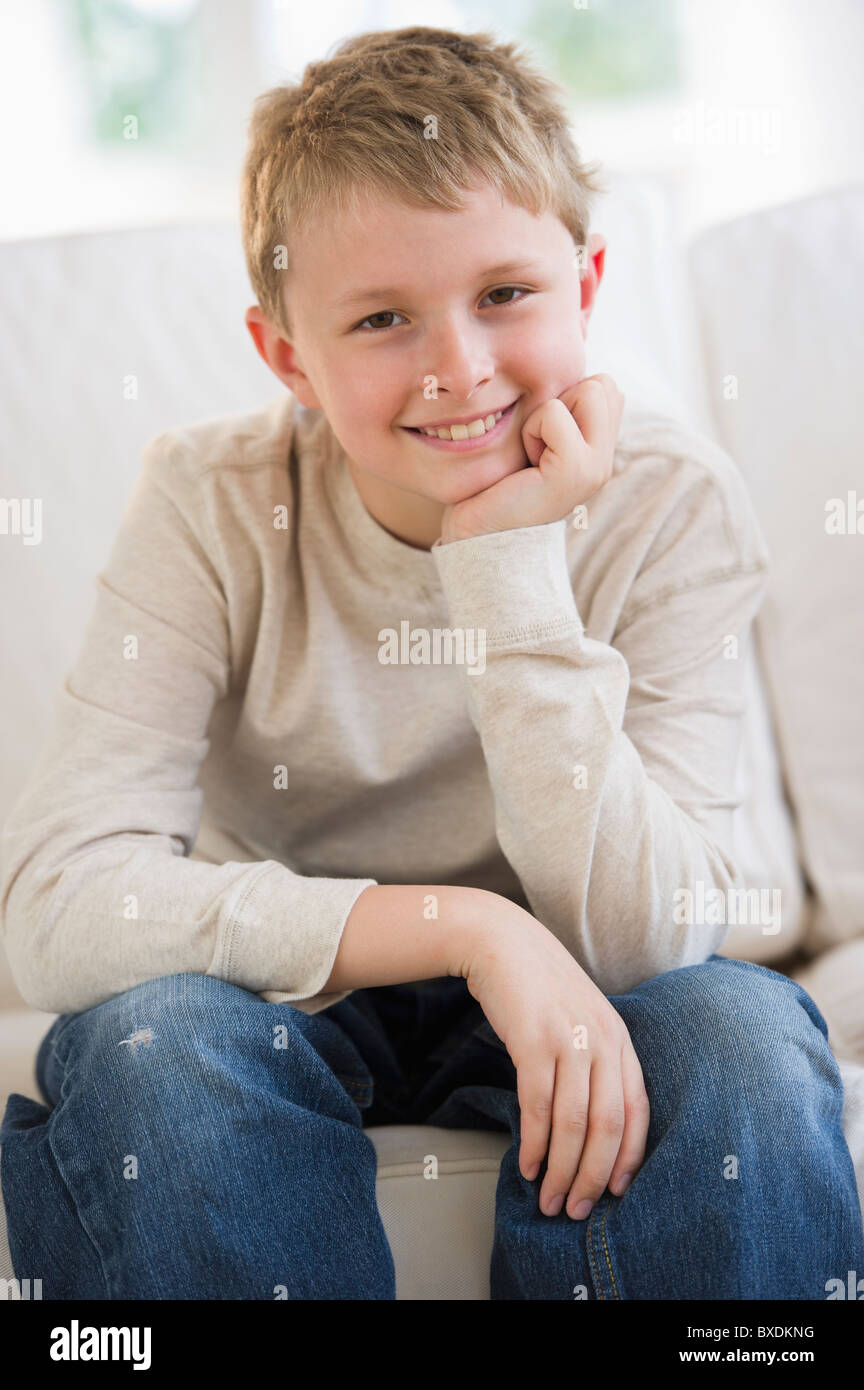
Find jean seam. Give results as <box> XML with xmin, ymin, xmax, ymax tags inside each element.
<box><xmin>586</xmin><ymin>1201</ymin><xmax>601</xmax><ymax>1295</ymax></box>
<box><xmin>598</xmin><ymin>1195</ymin><xmax>620</xmax><ymax>1299</ymax></box>
<box><xmin>338</xmin><ymin>1078</ymin><xmax>372</xmax><ymax>1094</ymax></box>
<box><xmin>586</xmin><ymin>1193</ymin><xmax>620</xmax><ymax>1299</ymax></box>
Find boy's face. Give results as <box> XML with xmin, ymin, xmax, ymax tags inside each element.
<box><xmin>246</xmin><ymin>181</ymin><xmax>605</xmax><ymax>550</ymax></box>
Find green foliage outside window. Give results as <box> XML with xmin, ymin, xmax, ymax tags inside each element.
<box><xmin>464</xmin><ymin>0</ymin><xmax>682</xmax><ymax>101</ymax></box>
<box><xmin>68</xmin><ymin>0</ymin><xmax>198</xmax><ymax>146</ymax></box>
<box><xmin>65</xmin><ymin>0</ymin><xmax>682</xmax><ymax>154</ymax></box>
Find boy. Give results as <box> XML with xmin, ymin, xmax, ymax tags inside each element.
<box><xmin>1</xmin><ymin>26</ymin><xmax>862</xmax><ymax>1299</ymax></box>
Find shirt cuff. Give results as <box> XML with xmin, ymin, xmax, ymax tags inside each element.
<box><xmin>431</xmin><ymin>519</ymin><xmax>582</xmax><ymax>645</ymax></box>
<box><xmin>209</xmin><ymin>861</ymin><xmax>378</xmax><ymax>1004</ymax></box>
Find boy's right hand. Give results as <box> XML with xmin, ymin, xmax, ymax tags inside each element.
<box><xmin>458</xmin><ymin>895</ymin><xmax>650</xmax><ymax>1219</ymax></box>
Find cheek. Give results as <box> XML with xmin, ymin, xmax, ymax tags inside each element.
<box><xmin>517</xmin><ymin>300</ymin><xmax>584</xmax><ymax>374</ymax></box>
<box><xmin>324</xmin><ymin>380</ymin><xmax>376</xmax><ymax>433</ymax></box>
<box><xmin>506</xmin><ymin>318</ymin><xmax>586</xmax><ymax>414</ymax></box>
<box><xmin>548</xmin><ymin>310</ymin><xmax>587</xmax><ymax>380</ymax></box>
<box><xmin>520</xmin><ymin>339</ymin><xmax>586</xmax><ymax>397</ymax></box>
<box><xmin>336</xmin><ymin>361</ymin><xmax>404</xmax><ymax>431</ymax></box>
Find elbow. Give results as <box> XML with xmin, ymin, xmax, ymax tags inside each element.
<box><xmin>3</xmin><ymin>942</ymin><xmax>92</xmax><ymax>1016</ymax></box>
<box><xmin>591</xmin><ymin>925</ymin><xmax>730</xmax><ymax>998</ymax></box>
<box><xmin>585</xmin><ymin>862</ymin><xmax>740</xmax><ymax>996</ymax></box>
<box><xmin>658</xmin><ymin>852</ymin><xmax>750</xmax><ymax>982</ymax></box>
<box><xmin>2</xmin><ymin>922</ymin><xmax>64</xmax><ymax>1014</ymax></box>
<box><xmin>577</xmin><ymin>823</ymin><xmax>747</xmax><ymax>995</ymax></box>
<box><xmin>661</xmin><ymin>831</ymin><xmax>748</xmax><ymax>972</ymax></box>
<box><xmin>2</xmin><ymin>940</ymin><xmax>63</xmax><ymax>1014</ymax></box>
<box><xmin>1</xmin><ymin>879</ymin><xmax>75</xmax><ymax>1015</ymax></box>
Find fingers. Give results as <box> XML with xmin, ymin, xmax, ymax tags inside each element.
<box><xmin>562</xmin><ymin>374</ymin><xmax>621</xmax><ymax>452</ymax></box>
<box><xmin>519</xmin><ymin>374</ymin><xmax>624</xmax><ymax>498</ymax></box>
<box><xmin>607</xmin><ymin>1041</ymin><xmax>650</xmax><ymax>1197</ymax></box>
<box><xmin>538</xmin><ymin>1047</ymin><xmax>591</xmax><ymax>1217</ymax></box>
<box><xmin>515</xmin><ymin>1004</ymin><xmax>648</xmax><ymax>1221</ymax></box>
<box><xmin>516</xmin><ymin>1052</ymin><xmax>556</xmax><ymax>1185</ymax></box>
<box><xmin>562</xmin><ymin>1050</ymin><xmax>626</xmax><ymax>1219</ymax></box>
<box><xmin>551</xmin><ymin>1042</ymin><xmax>648</xmax><ymax>1219</ymax></box>
<box><xmin>520</xmin><ymin>396</ymin><xmax>575</xmax><ymax>470</ymax></box>
<box><xmin>527</xmin><ymin>1039</ymin><xmax>638</xmax><ymax>1219</ymax></box>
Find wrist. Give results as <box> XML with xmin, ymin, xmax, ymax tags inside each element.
<box><xmin>438</xmin><ymin>518</ymin><xmax>491</xmax><ymax>546</ymax></box>
<box><xmin>443</xmin><ymin>887</ymin><xmax>500</xmax><ymax>979</ymax></box>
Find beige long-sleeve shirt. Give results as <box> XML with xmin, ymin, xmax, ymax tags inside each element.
<box><xmin>0</xmin><ymin>390</ymin><xmax>769</xmax><ymax>1015</ymax></box>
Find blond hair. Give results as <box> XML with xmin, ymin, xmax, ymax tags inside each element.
<box><xmin>240</xmin><ymin>25</ymin><xmax>605</xmax><ymax>337</ymax></box>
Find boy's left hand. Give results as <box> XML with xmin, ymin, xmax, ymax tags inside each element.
<box><xmin>438</xmin><ymin>374</ymin><xmax>625</xmax><ymax>545</ymax></box>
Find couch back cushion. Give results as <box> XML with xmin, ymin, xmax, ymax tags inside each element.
<box><xmin>690</xmin><ymin>186</ymin><xmax>864</xmax><ymax>951</ymax></box>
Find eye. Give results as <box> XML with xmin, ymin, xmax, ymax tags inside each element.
<box><xmin>481</xmin><ymin>286</ymin><xmax>532</xmax><ymax>307</ymax></box>
<box><xmin>354</xmin><ymin>310</ymin><xmax>408</xmax><ymax>332</ymax></box>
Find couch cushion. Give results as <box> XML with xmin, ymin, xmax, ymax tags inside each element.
<box><xmin>690</xmin><ymin>188</ymin><xmax>864</xmax><ymax>951</ymax></box>
<box><xmin>580</xmin><ymin>175</ymin><xmax>808</xmax><ymax>966</ymax></box>
<box><xmin>716</xmin><ymin>633</ymin><xmax>807</xmax><ymax>964</ymax></box>
<box><xmin>791</xmin><ymin>938</ymin><xmax>864</xmax><ymax>1066</ymax></box>
<box><xmin>373</xmin><ymin>1125</ymin><xmax>510</xmax><ymax>1300</ymax></box>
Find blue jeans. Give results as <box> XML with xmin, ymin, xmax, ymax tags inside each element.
<box><xmin>2</xmin><ymin>954</ymin><xmax>862</xmax><ymax>1299</ymax></box>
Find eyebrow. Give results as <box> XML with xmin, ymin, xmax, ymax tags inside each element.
<box><xmin>328</xmin><ymin>259</ymin><xmax>545</xmax><ymax>311</ymax></box>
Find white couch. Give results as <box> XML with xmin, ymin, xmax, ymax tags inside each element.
<box><xmin>2</xmin><ymin>176</ymin><xmax>864</xmax><ymax>1299</ymax></box>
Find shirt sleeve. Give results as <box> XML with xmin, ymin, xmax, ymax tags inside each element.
<box><xmin>0</xmin><ymin>434</ymin><xmax>376</xmax><ymax>1014</ymax></box>
<box><xmin>430</xmin><ymin>483</ymin><xmax>770</xmax><ymax>997</ymax></box>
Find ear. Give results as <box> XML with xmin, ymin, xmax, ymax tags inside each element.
<box><xmin>578</xmin><ymin>233</ymin><xmax>606</xmax><ymax>334</ymax></box>
<box><xmin>244</xmin><ymin>306</ymin><xmax>323</xmax><ymax>409</ymax></box>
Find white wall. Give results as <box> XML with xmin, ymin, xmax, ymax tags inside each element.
<box><xmin>675</xmin><ymin>0</ymin><xmax>864</xmax><ymax>237</ymax></box>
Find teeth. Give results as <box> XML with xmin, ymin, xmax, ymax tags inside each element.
<box><xmin>421</xmin><ymin>408</ymin><xmax>505</xmax><ymax>441</ymax></box>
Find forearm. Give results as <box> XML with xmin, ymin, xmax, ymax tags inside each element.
<box><xmin>323</xmin><ymin>883</ymin><xmax>491</xmax><ymax>992</ymax></box>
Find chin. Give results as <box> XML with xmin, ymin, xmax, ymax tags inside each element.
<box><xmin>429</xmin><ymin>466</ymin><xmax>522</xmax><ymax>511</ymax></box>
<box><xmin>456</xmin><ymin>447</ymin><xmax>528</xmax><ymax>484</ymax></box>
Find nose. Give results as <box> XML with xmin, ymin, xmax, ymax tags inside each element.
<box><xmin>426</xmin><ymin>313</ymin><xmax>494</xmax><ymax>401</ymax></box>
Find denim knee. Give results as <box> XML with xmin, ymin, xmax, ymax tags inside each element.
<box><xmin>612</xmin><ymin>954</ymin><xmax>841</xmax><ymax>1101</ymax></box>
<box><xmin>40</xmin><ymin>974</ymin><xmax>246</xmax><ymax>1119</ymax></box>
<box><xmin>43</xmin><ymin>970</ymin><xmax>368</xmax><ymax>1124</ymax></box>
<box><xmin>40</xmin><ymin>973</ymin><xmax>250</xmax><ymax>1087</ymax></box>
<box><xmin>10</xmin><ymin>973</ymin><xmax>390</xmax><ymax>1299</ymax></box>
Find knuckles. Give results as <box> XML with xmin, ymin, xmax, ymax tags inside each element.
<box><xmin>593</xmin><ymin>1107</ymin><xmax>628</xmax><ymax>1138</ymax></box>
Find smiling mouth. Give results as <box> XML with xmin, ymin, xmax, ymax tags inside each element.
<box><xmin>403</xmin><ymin>399</ymin><xmax>517</xmax><ymax>444</ymax></box>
